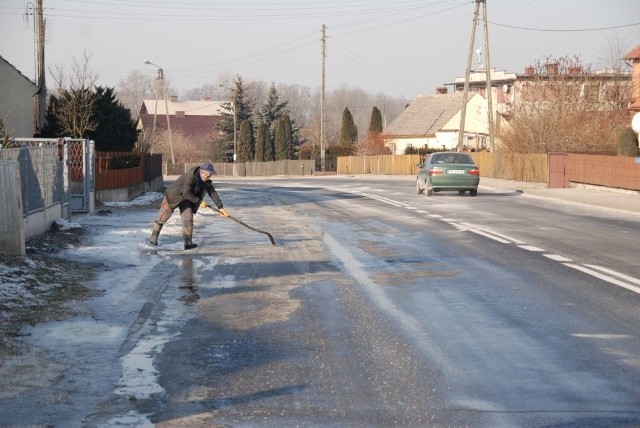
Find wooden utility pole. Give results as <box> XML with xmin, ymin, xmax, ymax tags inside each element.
<box><xmin>160</xmin><ymin>69</ymin><xmax>175</xmax><ymax>165</ymax></box>
<box><xmin>482</xmin><ymin>0</ymin><xmax>494</xmax><ymax>152</ymax></box>
<box><xmin>145</xmin><ymin>60</ymin><xmax>174</xmax><ymax>164</ymax></box>
<box><xmin>320</xmin><ymin>24</ymin><xmax>327</xmax><ymax>172</ymax></box>
<box><xmin>458</xmin><ymin>0</ymin><xmax>494</xmax><ymax>152</ymax></box>
<box><xmin>35</xmin><ymin>0</ymin><xmax>46</xmax><ymax>135</ymax></box>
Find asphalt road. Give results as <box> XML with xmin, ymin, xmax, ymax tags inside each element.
<box><xmin>2</xmin><ymin>176</ymin><xmax>640</xmax><ymax>427</ymax></box>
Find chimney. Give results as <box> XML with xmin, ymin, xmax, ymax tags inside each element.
<box><xmin>568</xmin><ymin>66</ymin><xmax>582</xmax><ymax>76</ymax></box>
<box><xmin>203</xmin><ymin>96</ymin><xmax>211</xmax><ymax>101</ymax></box>
<box><xmin>546</xmin><ymin>63</ymin><xmax>559</xmax><ymax>75</ymax></box>
<box><xmin>524</xmin><ymin>66</ymin><xmax>534</xmax><ymax>76</ymax></box>
<box><xmin>435</xmin><ymin>86</ymin><xmax>448</xmax><ymax>95</ymax></box>
<box><xmin>170</xmin><ymin>95</ymin><xmax>179</xmax><ymax>102</ymax></box>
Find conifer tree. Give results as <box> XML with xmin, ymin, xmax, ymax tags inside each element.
<box><xmin>275</xmin><ymin>114</ymin><xmax>294</xmax><ymax>160</ymax></box>
<box><xmin>259</xmin><ymin>83</ymin><xmax>288</xmax><ymax>130</ymax></box>
<box><xmin>265</xmin><ymin>127</ymin><xmax>275</xmax><ymax>161</ymax></box>
<box><xmin>89</xmin><ymin>86</ymin><xmax>138</xmax><ymax>152</ymax></box>
<box><xmin>237</xmin><ymin>119</ymin><xmax>255</xmax><ymax>162</ymax></box>
<box><xmin>339</xmin><ymin>107</ymin><xmax>358</xmax><ymax>149</ymax></box>
<box><xmin>369</xmin><ymin>106</ymin><xmax>383</xmax><ymax>134</ymax></box>
<box><xmin>215</xmin><ymin>75</ymin><xmax>254</xmax><ymax>161</ymax></box>
<box><xmin>255</xmin><ymin>122</ymin><xmax>269</xmax><ymax>162</ymax></box>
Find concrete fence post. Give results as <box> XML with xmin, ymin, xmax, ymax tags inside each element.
<box><xmin>0</xmin><ymin>160</ymin><xmax>26</xmax><ymax>256</ymax></box>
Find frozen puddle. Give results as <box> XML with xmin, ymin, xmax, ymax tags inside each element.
<box><xmin>115</xmin><ymin>285</ymin><xmax>197</xmax><ymax>400</ymax></box>
<box><xmin>115</xmin><ymin>334</ymin><xmax>166</xmax><ymax>399</ymax></box>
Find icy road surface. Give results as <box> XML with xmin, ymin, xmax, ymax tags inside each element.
<box><xmin>1</xmin><ymin>175</ymin><xmax>639</xmax><ymax>427</ymax></box>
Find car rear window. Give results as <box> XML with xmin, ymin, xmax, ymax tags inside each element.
<box><xmin>432</xmin><ymin>154</ymin><xmax>474</xmax><ymax>164</ymax></box>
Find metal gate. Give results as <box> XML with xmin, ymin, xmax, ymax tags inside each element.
<box><xmin>548</xmin><ymin>152</ymin><xmax>568</xmax><ymax>188</ymax></box>
<box><xmin>68</xmin><ymin>139</ymin><xmax>96</xmax><ymax>213</ymax></box>
<box><xmin>0</xmin><ymin>138</ymin><xmax>96</xmax><ymax>213</ymax></box>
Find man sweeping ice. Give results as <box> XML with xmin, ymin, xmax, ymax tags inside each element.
<box><xmin>149</xmin><ymin>163</ymin><xmax>229</xmax><ymax>250</ymax></box>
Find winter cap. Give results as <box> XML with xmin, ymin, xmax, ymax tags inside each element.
<box><xmin>200</xmin><ymin>163</ymin><xmax>216</xmax><ymax>175</ymax></box>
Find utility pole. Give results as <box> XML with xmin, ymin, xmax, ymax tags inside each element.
<box><xmin>458</xmin><ymin>0</ymin><xmax>494</xmax><ymax>152</ymax></box>
<box><xmin>320</xmin><ymin>24</ymin><xmax>327</xmax><ymax>172</ymax></box>
<box><xmin>382</xmin><ymin>103</ymin><xmax>387</xmax><ymax>130</ymax></box>
<box><xmin>161</xmin><ymin>72</ymin><xmax>175</xmax><ymax>164</ymax></box>
<box><xmin>481</xmin><ymin>0</ymin><xmax>494</xmax><ymax>152</ymax></box>
<box><xmin>145</xmin><ymin>60</ymin><xmax>174</xmax><ymax>164</ymax></box>
<box><xmin>35</xmin><ymin>0</ymin><xmax>46</xmax><ymax>135</ymax></box>
<box><xmin>219</xmin><ymin>83</ymin><xmax>237</xmax><ymax>165</ymax></box>
<box><xmin>232</xmin><ymin>91</ymin><xmax>237</xmax><ymax>164</ymax></box>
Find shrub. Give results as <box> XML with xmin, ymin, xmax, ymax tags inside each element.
<box><xmin>617</xmin><ymin>127</ymin><xmax>639</xmax><ymax>156</ymax></box>
<box><xmin>109</xmin><ymin>154</ymin><xmax>140</xmax><ymax>169</ymax></box>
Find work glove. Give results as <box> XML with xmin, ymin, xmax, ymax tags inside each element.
<box><xmin>218</xmin><ymin>208</ymin><xmax>230</xmax><ymax>218</ymax></box>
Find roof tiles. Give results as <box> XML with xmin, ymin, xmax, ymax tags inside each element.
<box><xmin>383</xmin><ymin>92</ymin><xmax>473</xmax><ymax>137</ymax></box>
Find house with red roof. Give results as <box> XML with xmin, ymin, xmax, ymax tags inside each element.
<box><xmin>136</xmin><ymin>97</ymin><xmax>225</xmax><ymax>161</ymax></box>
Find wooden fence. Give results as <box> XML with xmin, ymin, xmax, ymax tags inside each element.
<box><xmin>470</xmin><ymin>152</ymin><xmax>548</xmax><ymax>182</ymax></box>
<box><xmin>568</xmin><ymin>154</ymin><xmax>640</xmax><ymax>191</ymax></box>
<box><xmin>164</xmin><ymin>160</ymin><xmax>315</xmax><ymax>177</ymax></box>
<box><xmin>335</xmin><ymin>152</ymin><xmax>640</xmax><ymax>191</ymax></box>
<box><xmin>156</xmin><ymin>153</ymin><xmax>639</xmax><ymax>191</ymax></box>
<box><xmin>336</xmin><ymin>153</ymin><xmax>548</xmax><ymax>182</ymax></box>
<box><xmin>96</xmin><ymin>152</ymin><xmax>163</xmax><ymax>191</ymax></box>
<box><xmin>337</xmin><ymin>155</ymin><xmax>422</xmax><ymax>175</ymax></box>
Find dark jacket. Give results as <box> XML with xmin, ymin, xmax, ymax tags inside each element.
<box><xmin>165</xmin><ymin>166</ymin><xmax>223</xmax><ymax>210</ymax></box>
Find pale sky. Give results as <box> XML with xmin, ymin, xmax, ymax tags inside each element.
<box><xmin>1</xmin><ymin>0</ymin><xmax>639</xmax><ymax>100</ymax></box>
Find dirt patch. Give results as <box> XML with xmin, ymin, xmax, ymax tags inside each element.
<box><xmin>198</xmin><ymin>289</ymin><xmax>300</xmax><ymax>330</ymax></box>
<box><xmin>373</xmin><ymin>265</ymin><xmax>457</xmax><ymax>287</ymax></box>
<box><xmin>0</xmin><ymin>225</ymin><xmax>101</xmax><ymax>360</ymax></box>
<box><xmin>0</xmin><ymin>342</ymin><xmax>68</xmax><ymax>399</ymax></box>
<box><xmin>358</xmin><ymin>239</ymin><xmax>398</xmax><ymax>259</ymax></box>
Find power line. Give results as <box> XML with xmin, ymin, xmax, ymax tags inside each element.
<box><xmin>6</xmin><ymin>0</ymin><xmax>459</xmax><ymax>22</ymax></box>
<box><xmin>330</xmin><ymin>40</ymin><xmax>425</xmax><ymax>95</ymax></box>
<box><xmin>487</xmin><ymin>20</ymin><xmax>640</xmax><ymax>32</ymax></box>
<box><xmin>332</xmin><ymin>0</ymin><xmax>469</xmax><ymax>37</ymax></box>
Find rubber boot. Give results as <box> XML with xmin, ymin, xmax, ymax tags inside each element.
<box><xmin>150</xmin><ymin>221</ymin><xmax>163</xmax><ymax>245</ymax></box>
<box><xmin>183</xmin><ymin>225</ymin><xmax>197</xmax><ymax>250</ymax></box>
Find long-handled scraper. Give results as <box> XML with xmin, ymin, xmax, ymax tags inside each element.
<box><xmin>207</xmin><ymin>205</ymin><xmax>276</xmax><ymax>246</ymax></box>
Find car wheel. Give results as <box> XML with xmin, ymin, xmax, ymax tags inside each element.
<box><xmin>416</xmin><ymin>180</ymin><xmax>423</xmax><ymax>195</ymax></box>
<box><xmin>470</xmin><ymin>189</ymin><xmax>478</xmax><ymax>196</ymax></box>
<box><xmin>458</xmin><ymin>190</ymin><xmax>466</xmax><ymax>196</ymax></box>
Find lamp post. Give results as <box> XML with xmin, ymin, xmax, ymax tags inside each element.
<box><xmin>144</xmin><ymin>59</ymin><xmax>175</xmax><ymax>164</ymax></box>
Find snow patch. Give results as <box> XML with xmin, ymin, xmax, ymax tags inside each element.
<box><xmin>103</xmin><ymin>192</ymin><xmax>163</xmax><ymax>207</ymax></box>
<box><xmin>54</xmin><ymin>218</ymin><xmax>82</xmax><ymax>230</ymax></box>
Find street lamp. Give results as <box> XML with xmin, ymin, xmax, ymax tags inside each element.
<box><xmin>144</xmin><ymin>59</ymin><xmax>175</xmax><ymax>165</ymax></box>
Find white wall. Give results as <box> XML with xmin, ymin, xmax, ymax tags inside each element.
<box><xmin>0</xmin><ymin>58</ymin><xmax>38</xmax><ymax>138</ymax></box>
<box><xmin>384</xmin><ymin>93</ymin><xmax>490</xmax><ymax>153</ymax></box>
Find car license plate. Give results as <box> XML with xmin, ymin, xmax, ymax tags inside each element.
<box><xmin>447</xmin><ymin>169</ymin><xmax>465</xmax><ymax>174</ymax></box>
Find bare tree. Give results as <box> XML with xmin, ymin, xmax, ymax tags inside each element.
<box><xmin>115</xmin><ymin>70</ymin><xmax>156</xmax><ymax>116</ymax></box>
<box><xmin>598</xmin><ymin>35</ymin><xmax>632</xmax><ymax>111</ymax></box>
<box><xmin>499</xmin><ymin>54</ymin><xmax>630</xmax><ymax>153</ymax></box>
<box><xmin>49</xmin><ymin>49</ymin><xmax>99</xmax><ymax>138</ymax></box>
<box><xmin>135</xmin><ymin>130</ymin><xmax>161</xmax><ymax>154</ymax></box>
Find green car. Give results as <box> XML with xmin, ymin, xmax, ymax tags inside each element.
<box><xmin>416</xmin><ymin>152</ymin><xmax>480</xmax><ymax>196</ymax></box>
